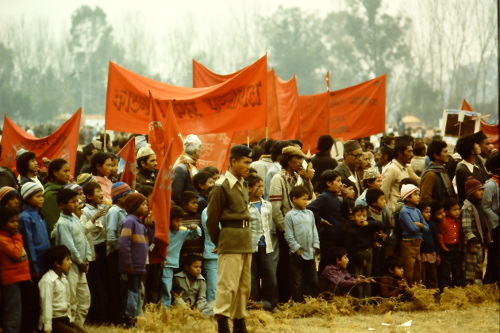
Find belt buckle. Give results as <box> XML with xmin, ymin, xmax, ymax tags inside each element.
<box><xmin>243</xmin><ymin>220</ymin><xmax>249</xmax><ymax>228</ymax></box>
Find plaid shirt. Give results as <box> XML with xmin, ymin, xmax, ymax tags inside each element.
<box><xmin>248</xmin><ymin>199</ymin><xmax>273</xmax><ymax>254</ymax></box>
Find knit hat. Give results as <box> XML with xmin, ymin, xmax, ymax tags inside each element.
<box><xmin>401</xmin><ymin>184</ymin><xmax>419</xmax><ymax>201</ymax></box>
<box><xmin>64</xmin><ymin>184</ymin><xmax>83</xmax><ymax>192</ymax></box>
<box><xmin>124</xmin><ymin>192</ymin><xmax>146</xmax><ymax>214</ymax></box>
<box><xmin>137</xmin><ymin>144</ymin><xmax>155</xmax><ymax>160</ymax></box>
<box><xmin>282</xmin><ymin>146</ymin><xmax>306</xmax><ymax>158</ymax></box>
<box><xmin>465</xmin><ymin>178</ymin><xmax>483</xmax><ymax>197</ymax></box>
<box><xmin>363</xmin><ymin>167</ymin><xmax>380</xmax><ymax>180</ymax></box>
<box><xmin>112</xmin><ymin>182</ymin><xmax>132</xmax><ymax>202</ymax></box>
<box><xmin>344</xmin><ymin>140</ymin><xmax>362</xmax><ymax>154</ymax></box>
<box><xmin>0</xmin><ymin>187</ymin><xmax>20</xmax><ymax>206</ymax></box>
<box><xmin>20</xmin><ymin>182</ymin><xmax>43</xmax><ymax>200</ymax></box>
<box><xmin>183</xmin><ymin>134</ymin><xmax>202</xmax><ymax>155</ymax></box>
<box><xmin>76</xmin><ymin>173</ymin><xmax>95</xmax><ymax>186</ymax></box>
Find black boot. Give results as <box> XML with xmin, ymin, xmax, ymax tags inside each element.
<box><xmin>216</xmin><ymin>316</ymin><xmax>230</xmax><ymax>333</ymax></box>
<box><xmin>233</xmin><ymin>318</ymin><xmax>248</xmax><ymax>333</ymax></box>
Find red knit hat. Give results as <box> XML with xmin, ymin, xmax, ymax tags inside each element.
<box><xmin>465</xmin><ymin>178</ymin><xmax>483</xmax><ymax>197</ymax></box>
<box><xmin>124</xmin><ymin>192</ymin><xmax>146</xmax><ymax>214</ymax></box>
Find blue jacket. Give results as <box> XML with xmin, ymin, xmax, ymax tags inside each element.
<box><xmin>399</xmin><ymin>205</ymin><xmax>429</xmax><ymax>239</ymax></box>
<box><xmin>166</xmin><ymin>226</ymin><xmax>202</xmax><ymax>268</ymax></box>
<box><xmin>421</xmin><ymin>219</ymin><xmax>440</xmax><ymax>254</ymax></box>
<box><xmin>306</xmin><ymin>191</ymin><xmax>344</xmax><ymax>243</ymax></box>
<box><xmin>18</xmin><ymin>205</ymin><xmax>51</xmax><ymax>274</ymax></box>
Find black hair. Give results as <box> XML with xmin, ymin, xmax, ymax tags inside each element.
<box><xmin>0</xmin><ymin>206</ymin><xmax>19</xmax><ymax>226</ymax></box>
<box><xmin>362</xmin><ymin>177</ymin><xmax>378</xmax><ymax>189</ymax></box>
<box><xmin>82</xmin><ymin>182</ymin><xmax>101</xmax><ymax>197</ymax></box>
<box><xmin>289</xmin><ymin>186</ymin><xmax>310</xmax><ymax>200</ymax></box>
<box><xmin>317</xmin><ymin>170</ymin><xmax>341</xmax><ymax>193</ymax></box>
<box><xmin>109</xmin><ymin>154</ymin><xmax>118</xmax><ymax>161</ymax></box>
<box><xmin>179</xmin><ymin>191</ymin><xmax>198</xmax><ymax>207</ymax></box>
<box><xmin>170</xmin><ymin>205</ymin><xmax>185</xmax><ymax>220</ymax></box>
<box><xmin>364</xmin><ymin>141</ymin><xmax>374</xmax><ymax>151</ymax></box>
<box><xmin>245</xmin><ymin>174</ymin><xmax>263</xmax><ymax>188</ymax></box>
<box><xmin>366</xmin><ymin>188</ymin><xmax>385</xmax><ymax>206</ymax></box>
<box><xmin>430</xmin><ymin>201</ymin><xmax>444</xmax><ymax>220</ymax></box>
<box><xmin>377</xmin><ymin>145</ymin><xmax>394</xmax><ymax>161</ymax></box>
<box><xmin>44</xmin><ymin>245</ymin><xmax>71</xmax><ymax>270</ymax></box>
<box><xmin>16</xmin><ymin>151</ymin><xmax>36</xmax><ymax>177</ymax></box>
<box><xmin>289</xmin><ymin>139</ymin><xmax>303</xmax><ymax>149</ymax></box>
<box><xmin>193</xmin><ymin>171</ymin><xmax>213</xmax><ymax>192</ymax></box>
<box><xmin>47</xmin><ymin>159</ymin><xmax>69</xmax><ymax>182</ymax></box>
<box><xmin>200</xmin><ymin>166</ymin><xmax>219</xmax><ymax>177</ymax></box>
<box><xmin>137</xmin><ymin>185</ymin><xmax>154</xmax><ymax>198</ymax></box>
<box><xmin>485</xmin><ymin>151</ymin><xmax>499</xmax><ymax>174</ymax></box>
<box><xmin>413</xmin><ymin>140</ymin><xmax>426</xmax><ymax>156</ymax></box>
<box><xmin>263</xmin><ymin>139</ymin><xmax>276</xmax><ymax>155</ymax></box>
<box><xmin>330</xmin><ymin>247</ymin><xmax>347</xmax><ymax>265</ymax></box>
<box><xmin>99</xmin><ymin>133</ymin><xmax>111</xmax><ymax>147</ymax></box>
<box><xmin>398</xmin><ymin>177</ymin><xmax>419</xmax><ymax>191</ymax></box>
<box><xmin>137</xmin><ymin>155</ymin><xmax>150</xmax><ymax>169</ymax></box>
<box><xmin>394</xmin><ymin>135</ymin><xmax>413</xmax><ymax>159</ymax></box>
<box><xmin>270</xmin><ymin>141</ymin><xmax>292</xmax><ymax>162</ymax></box>
<box><xmin>316</xmin><ymin>135</ymin><xmax>335</xmax><ymax>153</ymax></box>
<box><xmin>381</xmin><ymin>135</ymin><xmax>395</xmax><ymax>147</ymax></box>
<box><xmin>183</xmin><ymin>254</ymin><xmax>203</xmax><ymax>268</ymax></box>
<box><xmin>455</xmin><ymin>135</ymin><xmax>476</xmax><ymax>160</ymax></box>
<box><xmin>443</xmin><ymin>198</ymin><xmax>459</xmax><ymax>212</ymax></box>
<box><xmin>427</xmin><ymin>140</ymin><xmax>448</xmax><ymax>162</ymax></box>
<box><xmin>249</xmin><ymin>167</ymin><xmax>258</xmax><ymax>174</ymax></box>
<box><xmin>417</xmin><ymin>201</ymin><xmax>431</xmax><ymax>212</ymax></box>
<box><xmin>90</xmin><ymin>151</ymin><xmax>112</xmax><ymax>176</ymax></box>
<box><xmin>57</xmin><ymin>188</ymin><xmax>79</xmax><ymax>204</ymax></box>
<box><xmin>385</xmin><ymin>256</ymin><xmax>404</xmax><ymax>272</ymax></box>
<box><xmin>82</xmin><ymin>143</ymin><xmax>96</xmax><ymax>157</ymax></box>
<box><xmin>352</xmin><ymin>205</ymin><xmax>368</xmax><ymax>214</ymax></box>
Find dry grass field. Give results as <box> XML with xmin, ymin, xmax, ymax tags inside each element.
<box><xmin>85</xmin><ymin>284</ymin><xmax>499</xmax><ymax>333</ymax></box>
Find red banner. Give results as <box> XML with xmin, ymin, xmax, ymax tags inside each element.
<box><xmin>276</xmin><ymin>75</ymin><xmax>300</xmax><ymax>140</ymax></box>
<box><xmin>1</xmin><ymin>109</ymin><xmax>81</xmax><ymax>176</ymax></box>
<box><xmin>118</xmin><ymin>137</ymin><xmax>137</xmax><ymax>190</ymax></box>
<box><xmin>328</xmin><ymin>75</ymin><xmax>386</xmax><ymax>140</ymax></box>
<box><xmin>106</xmin><ymin>55</ymin><xmax>267</xmax><ymax>135</ymax></box>
<box><xmin>197</xmin><ymin>132</ymin><xmax>235</xmax><ymax>173</ymax></box>
<box><xmin>461</xmin><ymin>99</ymin><xmax>499</xmax><ymax>149</ymax></box>
<box><xmin>298</xmin><ymin>93</ymin><xmax>330</xmax><ymax>154</ymax></box>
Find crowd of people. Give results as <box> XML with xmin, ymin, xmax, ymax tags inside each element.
<box><xmin>0</xmin><ymin>128</ymin><xmax>497</xmax><ymax>333</ymax></box>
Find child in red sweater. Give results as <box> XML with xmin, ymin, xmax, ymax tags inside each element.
<box><xmin>0</xmin><ymin>206</ymin><xmax>31</xmax><ymax>333</ymax></box>
<box><xmin>438</xmin><ymin>198</ymin><xmax>463</xmax><ymax>289</ymax></box>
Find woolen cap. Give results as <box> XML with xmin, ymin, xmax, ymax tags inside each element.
<box><xmin>282</xmin><ymin>146</ymin><xmax>306</xmax><ymax>158</ymax></box>
<box><xmin>401</xmin><ymin>184</ymin><xmax>419</xmax><ymax>200</ymax></box>
<box><xmin>76</xmin><ymin>173</ymin><xmax>95</xmax><ymax>186</ymax></box>
<box><xmin>344</xmin><ymin>140</ymin><xmax>362</xmax><ymax>154</ymax></box>
<box><xmin>20</xmin><ymin>182</ymin><xmax>43</xmax><ymax>200</ymax></box>
<box><xmin>112</xmin><ymin>182</ymin><xmax>132</xmax><ymax>202</ymax></box>
<box><xmin>230</xmin><ymin>145</ymin><xmax>253</xmax><ymax>158</ymax></box>
<box><xmin>183</xmin><ymin>134</ymin><xmax>202</xmax><ymax>154</ymax></box>
<box><xmin>0</xmin><ymin>186</ymin><xmax>19</xmax><ymax>206</ymax></box>
<box><xmin>64</xmin><ymin>184</ymin><xmax>82</xmax><ymax>192</ymax></box>
<box><xmin>137</xmin><ymin>144</ymin><xmax>155</xmax><ymax>160</ymax></box>
<box><xmin>124</xmin><ymin>192</ymin><xmax>147</xmax><ymax>214</ymax></box>
<box><xmin>363</xmin><ymin>167</ymin><xmax>380</xmax><ymax>180</ymax></box>
<box><xmin>465</xmin><ymin>178</ymin><xmax>483</xmax><ymax>197</ymax></box>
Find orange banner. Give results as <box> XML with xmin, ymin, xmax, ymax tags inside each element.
<box><xmin>192</xmin><ymin>60</ymin><xmax>280</xmax><ymax>142</ymax></box>
<box><xmin>328</xmin><ymin>75</ymin><xmax>386</xmax><ymax>140</ymax></box>
<box><xmin>106</xmin><ymin>55</ymin><xmax>267</xmax><ymax>135</ymax></box>
<box><xmin>276</xmin><ymin>75</ymin><xmax>300</xmax><ymax>140</ymax></box>
<box><xmin>197</xmin><ymin>132</ymin><xmax>235</xmax><ymax>173</ymax></box>
<box><xmin>118</xmin><ymin>137</ymin><xmax>137</xmax><ymax>190</ymax></box>
<box><xmin>298</xmin><ymin>93</ymin><xmax>330</xmax><ymax>154</ymax></box>
<box><xmin>1</xmin><ymin>109</ymin><xmax>81</xmax><ymax>176</ymax></box>
<box><xmin>461</xmin><ymin>99</ymin><xmax>498</xmax><ymax>149</ymax></box>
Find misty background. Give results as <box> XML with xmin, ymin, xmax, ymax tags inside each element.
<box><xmin>0</xmin><ymin>0</ymin><xmax>497</xmax><ymax>134</ymax></box>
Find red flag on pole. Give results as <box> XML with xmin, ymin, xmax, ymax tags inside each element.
<box><xmin>118</xmin><ymin>137</ymin><xmax>137</xmax><ymax>190</ymax></box>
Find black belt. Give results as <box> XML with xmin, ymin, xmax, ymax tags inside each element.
<box><xmin>220</xmin><ymin>220</ymin><xmax>249</xmax><ymax>228</ymax></box>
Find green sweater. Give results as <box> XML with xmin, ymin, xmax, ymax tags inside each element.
<box><xmin>41</xmin><ymin>182</ymin><xmax>67</xmax><ymax>233</ymax></box>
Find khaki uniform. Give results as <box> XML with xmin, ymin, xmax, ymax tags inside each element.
<box><xmin>207</xmin><ymin>171</ymin><xmax>253</xmax><ymax>319</ymax></box>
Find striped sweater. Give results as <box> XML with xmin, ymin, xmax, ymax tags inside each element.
<box><xmin>119</xmin><ymin>215</ymin><xmax>155</xmax><ymax>274</ymax></box>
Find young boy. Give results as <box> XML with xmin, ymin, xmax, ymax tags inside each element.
<box><xmin>284</xmin><ymin>186</ymin><xmax>320</xmax><ymax>302</ymax></box>
<box><xmin>0</xmin><ymin>186</ymin><xmax>22</xmax><ymax>211</ymax></box>
<box><xmin>119</xmin><ymin>192</ymin><xmax>154</xmax><ymax>327</ymax></box>
<box><xmin>38</xmin><ymin>245</ymin><xmax>86</xmax><ymax>333</ymax></box>
<box><xmin>398</xmin><ymin>184</ymin><xmax>429</xmax><ymax>286</ymax></box>
<box><xmin>345</xmin><ymin>205</ymin><xmax>383</xmax><ymax>298</ymax></box>
<box><xmin>160</xmin><ymin>205</ymin><xmax>201</xmax><ymax>308</ymax></box>
<box><xmin>439</xmin><ymin>198</ymin><xmax>463</xmax><ymax>289</ymax></box>
<box><xmin>417</xmin><ymin>201</ymin><xmax>441</xmax><ymax>289</ymax></box>
<box><xmin>179</xmin><ymin>190</ymin><xmax>203</xmax><ymax>256</ymax></box>
<box><xmin>172</xmin><ymin>254</ymin><xmax>211</xmax><ymax>315</ymax></box>
<box><xmin>193</xmin><ymin>171</ymin><xmax>215</xmax><ymax>214</ymax></box>
<box><xmin>106</xmin><ymin>182</ymin><xmax>132</xmax><ymax>323</ymax></box>
<box><xmin>319</xmin><ymin>246</ymin><xmax>373</xmax><ymax>296</ymax></box>
<box><xmin>379</xmin><ymin>256</ymin><xmax>412</xmax><ymax>299</ymax></box>
<box><xmin>54</xmin><ymin>188</ymin><xmax>92</xmax><ymax>327</ymax></box>
<box><xmin>81</xmin><ymin>181</ymin><xmax>109</xmax><ymax>323</ymax></box>
<box><xmin>0</xmin><ymin>206</ymin><xmax>31</xmax><ymax>333</ymax></box>
<box><xmin>462</xmin><ymin>178</ymin><xmax>492</xmax><ymax>286</ymax></box>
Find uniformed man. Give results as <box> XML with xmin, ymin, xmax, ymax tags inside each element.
<box><xmin>206</xmin><ymin>145</ymin><xmax>253</xmax><ymax>333</ymax></box>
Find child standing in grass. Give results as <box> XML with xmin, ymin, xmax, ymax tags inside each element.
<box><xmin>439</xmin><ymin>198</ymin><xmax>463</xmax><ymax>289</ymax></box>
<box><xmin>417</xmin><ymin>201</ymin><xmax>441</xmax><ymax>289</ymax></box>
<box><xmin>285</xmin><ymin>186</ymin><xmax>320</xmax><ymax>302</ymax></box>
